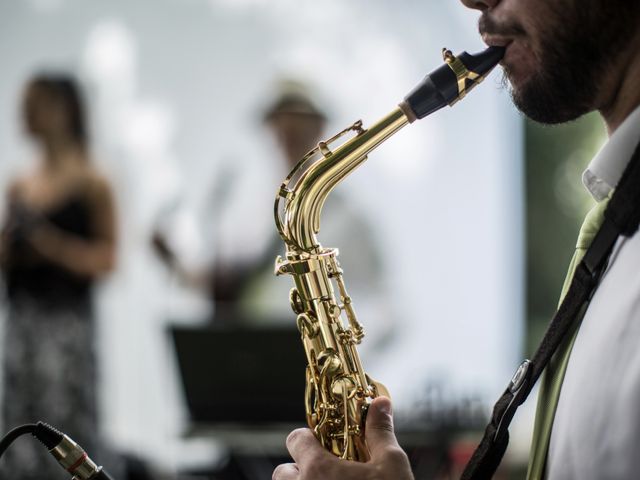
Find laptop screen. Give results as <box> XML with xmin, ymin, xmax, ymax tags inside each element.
<box><xmin>171</xmin><ymin>325</ymin><xmax>307</xmax><ymax>426</ymax></box>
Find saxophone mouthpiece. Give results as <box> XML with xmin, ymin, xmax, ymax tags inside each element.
<box><xmin>400</xmin><ymin>45</ymin><xmax>505</xmax><ymax>122</ymax></box>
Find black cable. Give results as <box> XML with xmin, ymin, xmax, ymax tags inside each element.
<box><xmin>0</xmin><ymin>422</ymin><xmax>63</xmax><ymax>459</ymax></box>
<box><xmin>0</xmin><ymin>423</ymin><xmax>36</xmax><ymax>459</ymax></box>
<box><xmin>0</xmin><ymin>422</ymin><xmax>112</xmax><ymax>479</ymax></box>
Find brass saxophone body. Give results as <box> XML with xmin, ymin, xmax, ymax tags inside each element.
<box><xmin>274</xmin><ymin>46</ymin><xmax>504</xmax><ymax>461</ymax></box>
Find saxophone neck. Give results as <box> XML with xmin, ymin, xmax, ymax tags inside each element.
<box><xmin>274</xmin><ymin>46</ymin><xmax>504</xmax><ymax>253</ymax></box>
<box><xmin>276</xmin><ymin>107</ymin><xmax>409</xmax><ymax>252</ymax></box>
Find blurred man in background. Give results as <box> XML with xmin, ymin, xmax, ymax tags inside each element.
<box><xmin>154</xmin><ymin>81</ymin><xmax>386</xmax><ymax>338</ymax></box>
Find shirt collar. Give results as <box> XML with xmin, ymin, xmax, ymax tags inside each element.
<box><xmin>583</xmin><ymin>105</ymin><xmax>640</xmax><ymax>201</ymax></box>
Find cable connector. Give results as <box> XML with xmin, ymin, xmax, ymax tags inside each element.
<box><xmin>31</xmin><ymin>422</ymin><xmax>107</xmax><ymax>480</ymax></box>
<box><xmin>49</xmin><ymin>434</ymin><xmax>102</xmax><ymax>480</ymax></box>
<box><xmin>1</xmin><ymin>422</ymin><xmax>112</xmax><ymax>479</ymax></box>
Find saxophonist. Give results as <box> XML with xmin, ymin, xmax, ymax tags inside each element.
<box><xmin>274</xmin><ymin>0</ymin><xmax>640</xmax><ymax>479</ymax></box>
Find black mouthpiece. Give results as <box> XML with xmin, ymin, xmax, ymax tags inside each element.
<box><xmin>401</xmin><ymin>46</ymin><xmax>505</xmax><ymax>121</ymax></box>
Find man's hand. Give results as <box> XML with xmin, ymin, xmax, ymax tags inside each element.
<box><xmin>273</xmin><ymin>396</ymin><xmax>414</xmax><ymax>480</ymax></box>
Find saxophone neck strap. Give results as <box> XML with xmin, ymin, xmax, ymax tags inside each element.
<box><xmin>461</xmin><ymin>137</ymin><xmax>640</xmax><ymax>480</ymax></box>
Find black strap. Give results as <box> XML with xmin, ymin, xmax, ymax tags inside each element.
<box><xmin>461</xmin><ymin>138</ymin><xmax>640</xmax><ymax>480</ymax></box>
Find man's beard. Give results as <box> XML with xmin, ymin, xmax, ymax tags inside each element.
<box><xmin>495</xmin><ymin>1</ymin><xmax>640</xmax><ymax>124</ymax></box>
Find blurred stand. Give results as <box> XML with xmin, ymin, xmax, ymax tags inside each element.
<box><xmin>0</xmin><ymin>74</ymin><xmax>121</xmax><ymax>479</ymax></box>
<box><xmin>171</xmin><ymin>325</ymin><xmax>305</xmax><ymax>480</ymax></box>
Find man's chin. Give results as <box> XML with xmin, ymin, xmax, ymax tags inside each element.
<box><xmin>502</xmin><ymin>65</ymin><xmax>533</xmax><ymax>97</ymax></box>
<box><xmin>508</xmin><ymin>79</ymin><xmax>555</xmax><ymax>123</ymax></box>
<box><xmin>511</xmin><ymin>88</ymin><xmax>587</xmax><ymax>125</ymax></box>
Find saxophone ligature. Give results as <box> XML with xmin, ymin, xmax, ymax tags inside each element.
<box><xmin>274</xmin><ymin>46</ymin><xmax>504</xmax><ymax>461</ymax></box>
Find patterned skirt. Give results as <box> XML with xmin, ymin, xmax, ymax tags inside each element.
<box><xmin>1</xmin><ymin>296</ymin><xmax>97</xmax><ymax>480</ymax></box>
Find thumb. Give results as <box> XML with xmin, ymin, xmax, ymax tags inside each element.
<box><xmin>365</xmin><ymin>396</ymin><xmax>400</xmax><ymax>458</ymax></box>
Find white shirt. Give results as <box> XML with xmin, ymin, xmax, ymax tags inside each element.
<box><xmin>547</xmin><ymin>105</ymin><xmax>640</xmax><ymax>479</ymax></box>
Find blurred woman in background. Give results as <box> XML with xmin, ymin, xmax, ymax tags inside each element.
<box><xmin>0</xmin><ymin>74</ymin><xmax>117</xmax><ymax>479</ymax></box>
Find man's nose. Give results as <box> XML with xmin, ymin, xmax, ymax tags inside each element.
<box><xmin>460</xmin><ymin>0</ymin><xmax>500</xmax><ymax>11</ymax></box>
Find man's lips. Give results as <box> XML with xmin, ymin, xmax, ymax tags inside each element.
<box><xmin>481</xmin><ymin>34</ymin><xmax>513</xmax><ymax>49</ymax></box>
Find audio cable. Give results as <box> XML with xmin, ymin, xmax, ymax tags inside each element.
<box><xmin>0</xmin><ymin>422</ymin><xmax>112</xmax><ymax>479</ymax></box>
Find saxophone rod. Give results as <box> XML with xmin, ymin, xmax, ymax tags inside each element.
<box><xmin>340</xmin><ymin>46</ymin><xmax>507</xmax><ymax>171</ymax></box>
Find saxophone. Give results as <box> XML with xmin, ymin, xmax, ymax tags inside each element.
<box><xmin>274</xmin><ymin>46</ymin><xmax>504</xmax><ymax>461</ymax></box>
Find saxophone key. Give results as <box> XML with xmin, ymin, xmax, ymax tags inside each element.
<box><xmin>289</xmin><ymin>288</ymin><xmax>305</xmax><ymax>314</ymax></box>
<box><xmin>330</xmin><ymin>376</ymin><xmax>357</xmax><ymax>400</ymax></box>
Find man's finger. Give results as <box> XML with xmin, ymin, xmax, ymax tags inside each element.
<box><xmin>286</xmin><ymin>428</ymin><xmax>329</xmax><ymax>465</ymax></box>
<box><xmin>365</xmin><ymin>396</ymin><xmax>401</xmax><ymax>459</ymax></box>
<box><xmin>272</xmin><ymin>462</ymin><xmax>299</xmax><ymax>480</ymax></box>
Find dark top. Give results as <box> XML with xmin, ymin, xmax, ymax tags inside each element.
<box><xmin>2</xmin><ymin>194</ymin><xmax>94</xmax><ymax>308</ymax></box>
